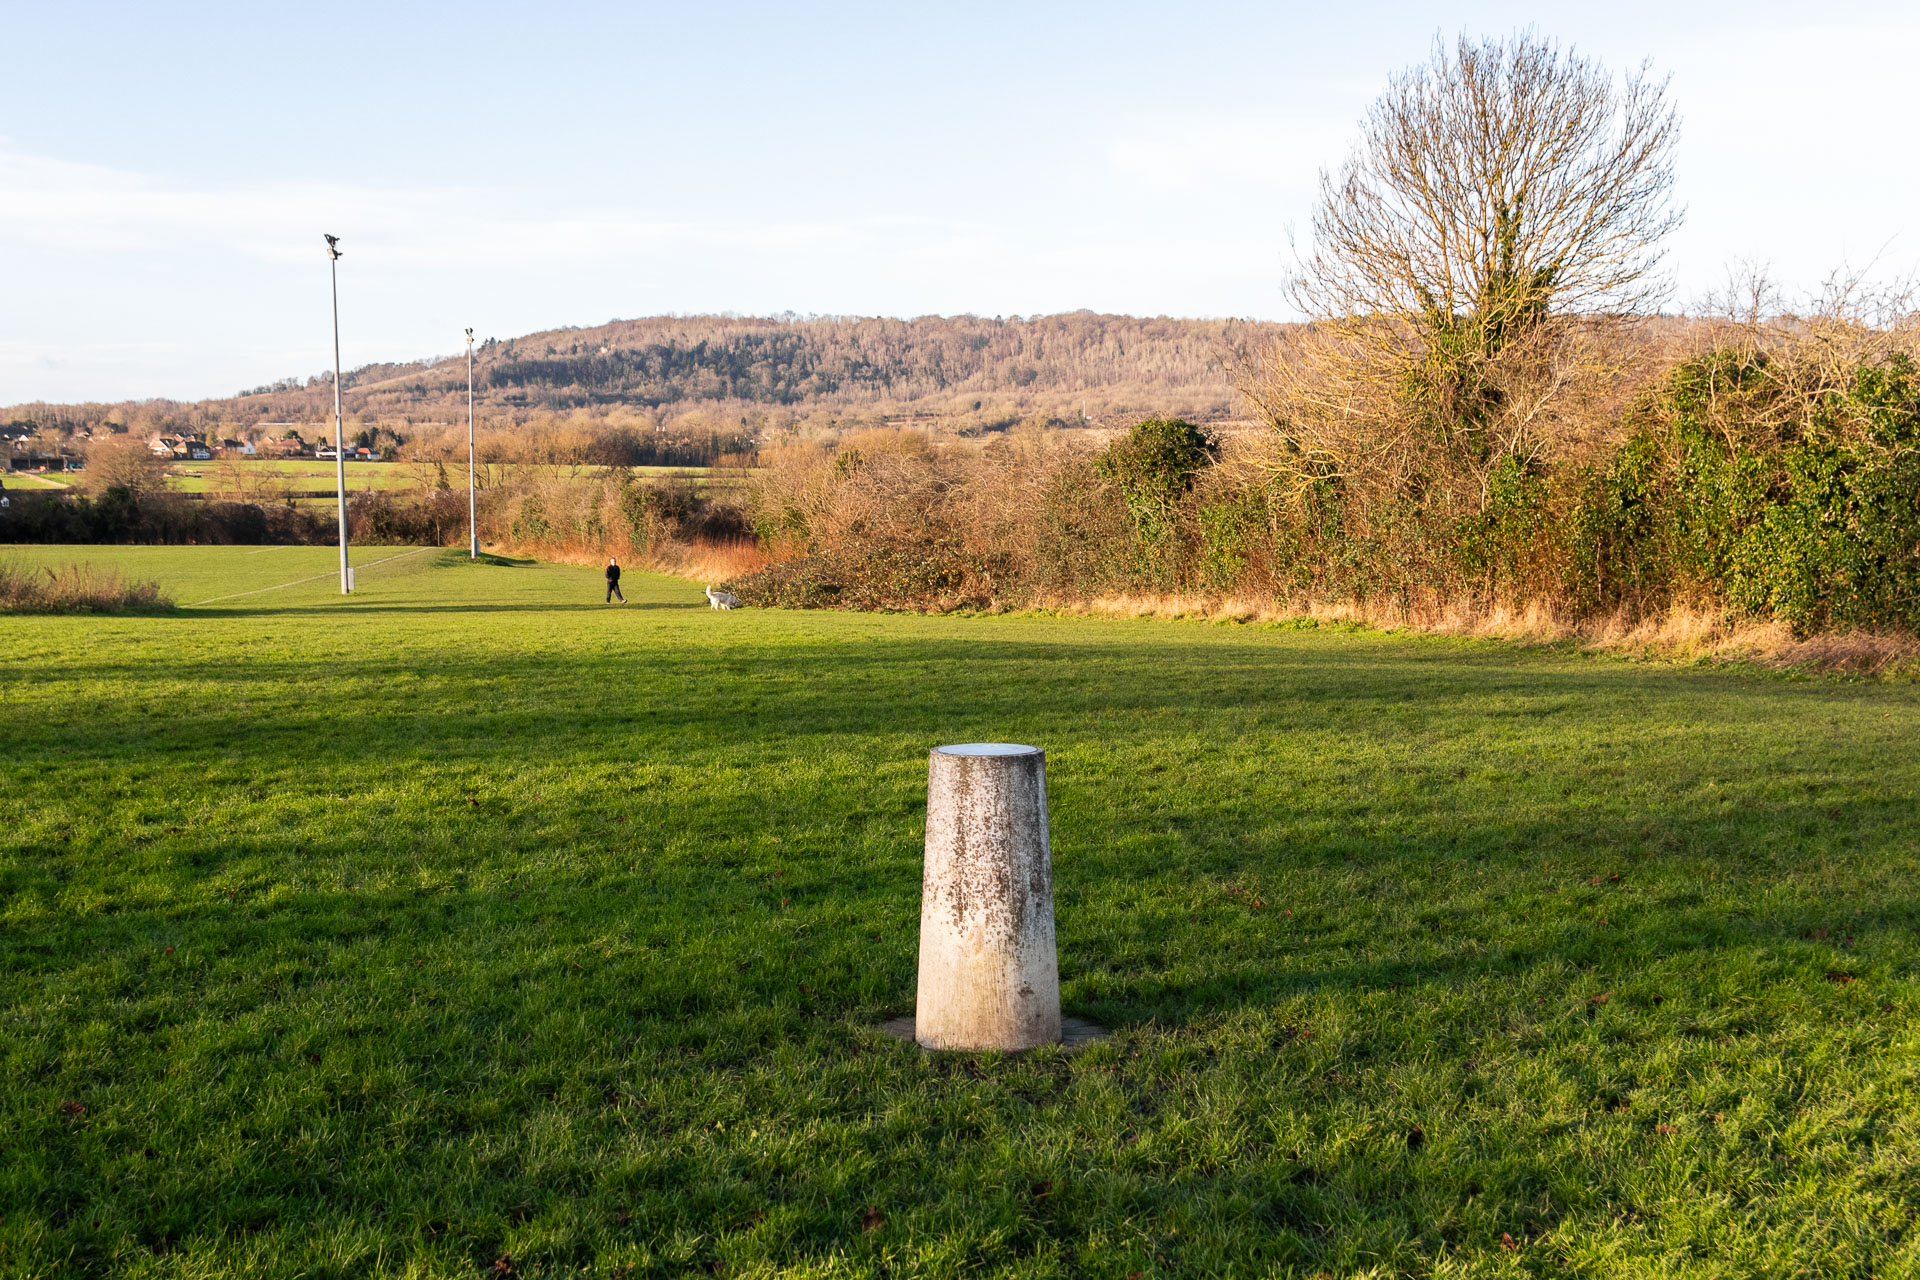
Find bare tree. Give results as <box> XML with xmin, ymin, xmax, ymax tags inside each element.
<box><xmin>1246</xmin><ymin>31</ymin><xmax>1682</xmax><ymax>503</ymax></box>
<box><xmin>81</xmin><ymin>433</ymin><xmax>167</xmax><ymax>498</ymax></box>
<box><xmin>1684</xmin><ymin>262</ymin><xmax>1920</xmax><ymax>453</ymax></box>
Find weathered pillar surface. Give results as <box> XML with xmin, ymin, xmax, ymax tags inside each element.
<box><xmin>915</xmin><ymin>743</ymin><xmax>1061</xmax><ymax>1051</ymax></box>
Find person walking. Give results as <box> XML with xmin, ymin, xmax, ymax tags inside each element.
<box><xmin>605</xmin><ymin>556</ymin><xmax>625</xmax><ymax>604</ymax></box>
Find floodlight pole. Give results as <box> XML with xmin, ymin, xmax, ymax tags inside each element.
<box><xmin>326</xmin><ymin>234</ymin><xmax>350</xmax><ymax>594</ymax></box>
<box><xmin>466</xmin><ymin>328</ymin><xmax>477</xmax><ymax>558</ymax></box>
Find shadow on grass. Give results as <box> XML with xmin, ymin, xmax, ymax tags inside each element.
<box><xmin>13</xmin><ymin>630</ymin><xmax>1906</xmax><ymax>711</ymax></box>
<box><xmin>448</xmin><ymin>551</ymin><xmax>538</xmax><ymax>567</ymax></box>
<box><xmin>4</xmin><ymin>778</ymin><xmax>1903</xmax><ymax>1024</ymax></box>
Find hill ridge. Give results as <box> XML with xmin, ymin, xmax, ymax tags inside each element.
<box><xmin>8</xmin><ymin>311</ymin><xmax>1285</xmax><ymax>435</ymax></box>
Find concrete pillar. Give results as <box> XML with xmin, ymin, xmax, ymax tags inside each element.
<box><xmin>915</xmin><ymin>743</ymin><xmax>1061</xmax><ymax>1051</ymax></box>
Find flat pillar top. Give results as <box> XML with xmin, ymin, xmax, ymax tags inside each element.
<box><xmin>934</xmin><ymin>743</ymin><xmax>1041</xmax><ymax>757</ymax></box>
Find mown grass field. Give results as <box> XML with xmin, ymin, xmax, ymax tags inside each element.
<box><xmin>3</xmin><ymin>472</ymin><xmax>77</xmax><ymax>490</ymax></box>
<box><xmin>3</xmin><ymin>546</ymin><xmax>1919</xmax><ymax>1278</ymax></box>
<box><xmin>163</xmin><ymin>460</ymin><xmax>417</xmax><ymax>496</ymax></box>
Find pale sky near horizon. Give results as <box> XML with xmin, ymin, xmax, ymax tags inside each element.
<box><xmin>4</xmin><ymin>0</ymin><xmax>1916</xmax><ymax>404</ymax></box>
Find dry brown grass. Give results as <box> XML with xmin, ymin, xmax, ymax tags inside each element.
<box><xmin>529</xmin><ymin>536</ymin><xmax>774</xmax><ymax>584</ymax></box>
<box><xmin>0</xmin><ymin>559</ymin><xmax>172</xmax><ymax>614</ymax></box>
<box><xmin>1032</xmin><ymin>590</ymin><xmax>1920</xmax><ymax>675</ymax></box>
<box><xmin>637</xmin><ymin>537</ymin><xmax>774</xmax><ymax>583</ymax></box>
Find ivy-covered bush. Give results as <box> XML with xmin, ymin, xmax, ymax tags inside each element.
<box><xmin>1561</xmin><ymin>352</ymin><xmax>1920</xmax><ymax>632</ymax></box>
<box><xmin>1093</xmin><ymin>418</ymin><xmax>1216</xmax><ymax>582</ymax></box>
<box><xmin>1724</xmin><ymin>359</ymin><xmax>1920</xmax><ymax>631</ymax></box>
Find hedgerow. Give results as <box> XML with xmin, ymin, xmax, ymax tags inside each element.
<box><xmin>727</xmin><ymin>341</ymin><xmax>1920</xmax><ymax>642</ymax></box>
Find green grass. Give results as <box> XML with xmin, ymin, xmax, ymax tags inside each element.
<box><xmin>3</xmin><ymin>472</ymin><xmax>75</xmax><ymax>490</ymax></box>
<box><xmin>4</xmin><ymin>547</ymin><xmax>1919</xmax><ymax>1278</ymax></box>
<box><xmin>0</xmin><ymin>544</ymin><xmax>442</xmax><ymax>608</ymax></box>
<box><xmin>163</xmin><ymin>460</ymin><xmax>417</xmax><ymax>495</ymax></box>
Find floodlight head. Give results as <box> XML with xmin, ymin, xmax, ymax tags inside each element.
<box><xmin>324</xmin><ymin>233</ymin><xmax>342</xmax><ymax>260</ymax></box>
<box><xmin>465</xmin><ymin>327</ymin><xmax>474</xmax><ymax>342</ymax></box>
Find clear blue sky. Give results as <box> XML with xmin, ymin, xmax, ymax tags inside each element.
<box><xmin>4</xmin><ymin>0</ymin><xmax>1915</xmax><ymax>402</ymax></box>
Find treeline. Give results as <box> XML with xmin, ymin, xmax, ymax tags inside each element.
<box><xmin>0</xmin><ymin>455</ymin><xmax>755</xmax><ymax>564</ymax></box>
<box><xmin>3</xmin><ymin>313</ymin><xmax>1275</xmax><ymax>451</ymax></box>
<box><xmin>467</xmin><ymin>313</ymin><xmax>1270</xmax><ymax>415</ymax></box>
<box><xmin>5</xmin><ymin>401</ymin><xmax>233</xmax><ymax>440</ymax></box>
<box><xmin>400</xmin><ymin>417</ymin><xmax>756</xmax><ymax>469</ymax></box>
<box><xmin>0</xmin><ymin>490</ymin><xmax>337</xmax><ymax>546</ymax></box>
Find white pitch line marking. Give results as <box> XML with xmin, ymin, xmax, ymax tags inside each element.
<box><xmin>187</xmin><ymin>547</ymin><xmax>436</xmax><ymax>606</ymax></box>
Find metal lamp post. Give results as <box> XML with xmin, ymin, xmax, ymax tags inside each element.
<box><xmin>465</xmin><ymin>327</ymin><xmax>477</xmax><ymax>558</ymax></box>
<box><xmin>325</xmin><ymin>234</ymin><xmax>350</xmax><ymax>593</ymax></box>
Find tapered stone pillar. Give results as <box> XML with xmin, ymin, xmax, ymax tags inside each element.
<box><xmin>914</xmin><ymin>743</ymin><xmax>1061</xmax><ymax>1050</ymax></box>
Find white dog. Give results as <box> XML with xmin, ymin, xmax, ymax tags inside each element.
<box><xmin>705</xmin><ymin>585</ymin><xmax>739</xmax><ymax>610</ymax></box>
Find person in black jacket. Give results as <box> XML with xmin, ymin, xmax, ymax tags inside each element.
<box><xmin>605</xmin><ymin>557</ymin><xmax>625</xmax><ymax>604</ymax></box>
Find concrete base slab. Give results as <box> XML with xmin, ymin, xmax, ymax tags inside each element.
<box><xmin>879</xmin><ymin>1015</ymin><xmax>1109</xmax><ymax>1051</ymax></box>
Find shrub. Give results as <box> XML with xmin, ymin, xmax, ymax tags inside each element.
<box><xmin>1029</xmin><ymin>449</ymin><xmax>1136</xmax><ymax>597</ymax></box>
<box><xmin>728</xmin><ymin>537</ymin><xmax>988</xmax><ymax>611</ymax></box>
<box><xmin>1454</xmin><ymin>454</ymin><xmax>1559</xmax><ymax>601</ymax></box>
<box><xmin>1197</xmin><ymin>490</ymin><xmax>1269</xmax><ymax>590</ymax></box>
<box><xmin>1562</xmin><ymin>350</ymin><xmax>1920</xmax><ymax>633</ymax></box>
<box><xmin>1722</xmin><ymin>362</ymin><xmax>1920</xmax><ymax>632</ymax></box>
<box><xmin>1094</xmin><ymin>418</ymin><xmax>1216</xmax><ymax>581</ymax></box>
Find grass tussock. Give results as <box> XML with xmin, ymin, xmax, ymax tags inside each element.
<box><xmin>1045</xmin><ymin>590</ymin><xmax>1920</xmax><ymax>673</ymax></box>
<box><xmin>0</xmin><ymin>558</ymin><xmax>172</xmax><ymax>614</ymax></box>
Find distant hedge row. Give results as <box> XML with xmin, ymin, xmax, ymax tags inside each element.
<box><xmin>0</xmin><ymin>478</ymin><xmax>742</xmax><ymax>557</ymax></box>
<box><xmin>0</xmin><ymin>490</ymin><xmax>336</xmax><ymax>545</ymax></box>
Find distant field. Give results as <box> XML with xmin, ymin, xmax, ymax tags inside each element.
<box><xmin>163</xmin><ymin>460</ymin><xmax>728</xmax><ymax>504</ymax></box>
<box><xmin>2</xmin><ymin>472</ymin><xmax>74</xmax><ymax>490</ymax></box>
<box><xmin>164</xmin><ymin>459</ymin><xmax>416</xmax><ymax>498</ymax></box>
<box><xmin>161</xmin><ymin>460</ymin><xmax>522</xmax><ymax>495</ymax></box>
<box><xmin>5</xmin><ymin>546</ymin><xmax>1919</xmax><ymax>1277</ymax></box>
<box><xmin>6</xmin><ymin>461</ymin><xmax>735</xmax><ymax>505</ymax></box>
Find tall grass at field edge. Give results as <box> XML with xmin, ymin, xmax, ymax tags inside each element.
<box><xmin>1026</xmin><ymin>590</ymin><xmax>1920</xmax><ymax>674</ymax></box>
<box><xmin>0</xmin><ymin>557</ymin><xmax>173</xmax><ymax>614</ymax></box>
<box><xmin>518</xmin><ymin>534</ymin><xmax>774</xmax><ymax>584</ymax></box>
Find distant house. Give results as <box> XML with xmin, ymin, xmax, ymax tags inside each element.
<box><xmin>148</xmin><ymin>434</ymin><xmax>213</xmax><ymax>459</ymax></box>
<box><xmin>218</xmin><ymin>438</ymin><xmax>255</xmax><ymax>457</ymax></box>
<box><xmin>6</xmin><ymin>451</ymin><xmax>79</xmax><ymax>473</ymax></box>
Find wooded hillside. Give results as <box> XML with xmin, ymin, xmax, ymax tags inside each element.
<box><xmin>6</xmin><ymin>313</ymin><xmax>1283</xmax><ymax>438</ymax></box>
